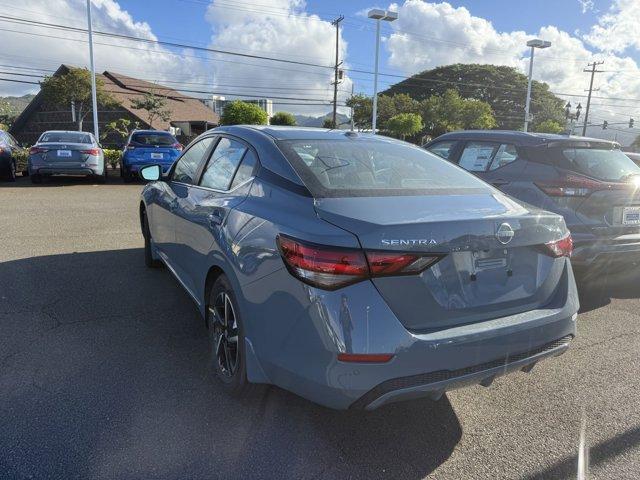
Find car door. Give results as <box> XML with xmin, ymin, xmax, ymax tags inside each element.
<box><xmin>173</xmin><ymin>136</ymin><xmax>259</xmax><ymax>300</ymax></box>
<box><xmin>455</xmin><ymin>140</ymin><xmax>525</xmax><ymax>196</ymax></box>
<box><xmin>151</xmin><ymin>136</ymin><xmax>216</xmax><ymax>273</ymax></box>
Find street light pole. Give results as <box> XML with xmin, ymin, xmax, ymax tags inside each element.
<box><xmin>524</xmin><ymin>39</ymin><xmax>551</xmax><ymax>132</ymax></box>
<box><xmin>368</xmin><ymin>9</ymin><xmax>397</xmax><ymax>134</ymax></box>
<box><xmin>86</xmin><ymin>0</ymin><xmax>99</xmax><ymax>139</ymax></box>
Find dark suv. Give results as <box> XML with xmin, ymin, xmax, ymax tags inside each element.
<box><xmin>425</xmin><ymin>131</ymin><xmax>640</xmax><ymax>273</ymax></box>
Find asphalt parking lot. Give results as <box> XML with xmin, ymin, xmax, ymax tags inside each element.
<box><xmin>1</xmin><ymin>172</ymin><xmax>640</xmax><ymax>479</ymax></box>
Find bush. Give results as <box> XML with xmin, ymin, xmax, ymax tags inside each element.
<box><xmin>14</xmin><ymin>148</ymin><xmax>28</xmax><ymax>173</ymax></box>
<box><xmin>103</xmin><ymin>149</ymin><xmax>122</xmax><ymax>169</ymax></box>
<box><xmin>270</xmin><ymin>111</ymin><xmax>296</xmax><ymax>126</ymax></box>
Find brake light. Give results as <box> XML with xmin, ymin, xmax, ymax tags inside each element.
<box><xmin>277</xmin><ymin>235</ymin><xmax>443</xmax><ymax>290</ymax></box>
<box><xmin>81</xmin><ymin>148</ymin><xmax>100</xmax><ymax>155</ymax></box>
<box><xmin>542</xmin><ymin>233</ymin><xmax>573</xmax><ymax>258</ymax></box>
<box><xmin>536</xmin><ymin>173</ymin><xmax>628</xmax><ymax>197</ymax></box>
<box><xmin>172</xmin><ymin>143</ymin><xmax>184</xmax><ymax>151</ymax></box>
<box><xmin>29</xmin><ymin>146</ymin><xmax>48</xmax><ymax>155</ymax></box>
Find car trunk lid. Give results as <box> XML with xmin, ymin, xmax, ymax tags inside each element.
<box><xmin>37</xmin><ymin>142</ymin><xmax>97</xmax><ymax>164</ymax></box>
<box><xmin>314</xmin><ymin>193</ymin><xmax>569</xmax><ymax>331</ymax></box>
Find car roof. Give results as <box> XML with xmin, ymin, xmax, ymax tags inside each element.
<box><xmin>41</xmin><ymin>130</ymin><xmax>94</xmax><ymax>135</ymax></box>
<box><xmin>213</xmin><ymin>125</ymin><xmax>384</xmax><ymax>142</ymax></box>
<box><xmin>430</xmin><ymin>130</ymin><xmax>619</xmax><ymax>147</ymax></box>
<box><xmin>132</xmin><ymin>129</ymin><xmax>173</xmax><ymax>134</ymax></box>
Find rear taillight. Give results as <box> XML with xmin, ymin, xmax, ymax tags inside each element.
<box><xmin>536</xmin><ymin>173</ymin><xmax>629</xmax><ymax>197</ymax></box>
<box><xmin>542</xmin><ymin>233</ymin><xmax>573</xmax><ymax>258</ymax></box>
<box><xmin>277</xmin><ymin>235</ymin><xmax>442</xmax><ymax>290</ymax></box>
<box><xmin>29</xmin><ymin>146</ymin><xmax>48</xmax><ymax>155</ymax></box>
<box><xmin>172</xmin><ymin>143</ymin><xmax>184</xmax><ymax>151</ymax></box>
<box><xmin>81</xmin><ymin>148</ymin><xmax>100</xmax><ymax>155</ymax></box>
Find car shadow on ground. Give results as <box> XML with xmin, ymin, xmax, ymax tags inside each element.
<box><xmin>0</xmin><ymin>248</ymin><xmax>461</xmax><ymax>479</ymax></box>
<box><xmin>575</xmin><ymin>267</ymin><xmax>640</xmax><ymax>313</ymax></box>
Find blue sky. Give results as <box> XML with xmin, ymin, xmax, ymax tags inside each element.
<box><xmin>4</xmin><ymin>0</ymin><xmax>640</xmax><ymax>138</ymax></box>
<box><xmin>116</xmin><ymin>0</ymin><xmax>620</xmax><ymax>95</ymax></box>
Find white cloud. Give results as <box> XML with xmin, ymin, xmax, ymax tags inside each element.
<box><xmin>584</xmin><ymin>0</ymin><xmax>640</xmax><ymax>53</ymax></box>
<box><xmin>578</xmin><ymin>0</ymin><xmax>595</xmax><ymax>14</ymax></box>
<box><xmin>205</xmin><ymin>0</ymin><xmax>352</xmax><ymax>116</ymax></box>
<box><xmin>0</xmin><ymin>0</ymin><xmax>209</xmax><ymax>96</ymax></box>
<box><xmin>381</xmin><ymin>1</ymin><xmax>640</xmax><ymax>143</ymax></box>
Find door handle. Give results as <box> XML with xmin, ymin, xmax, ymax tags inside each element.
<box><xmin>207</xmin><ymin>209</ymin><xmax>224</xmax><ymax>227</ymax></box>
<box><xmin>492</xmin><ymin>179</ymin><xmax>508</xmax><ymax>187</ymax></box>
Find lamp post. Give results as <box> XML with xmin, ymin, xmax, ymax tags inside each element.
<box><xmin>564</xmin><ymin>102</ymin><xmax>582</xmax><ymax>135</ymax></box>
<box><xmin>368</xmin><ymin>9</ymin><xmax>398</xmax><ymax>134</ymax></box>
<box><xmin>524</xmin><ymin>38</ymin><xmax>551</xmax><ymax>132</ymax></box>
<box><xmin>86</xmin><ymin>0</ymin><xmax>99</xmax><ymax>139</ymax></box>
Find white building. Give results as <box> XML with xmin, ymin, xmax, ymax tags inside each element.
<box><xmin>203</xmin><ymin>95</ymin><xmax>274</xmax><ymax>119</ymax></box>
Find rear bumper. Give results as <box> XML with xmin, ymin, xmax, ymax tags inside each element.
<box><xmin>572</xmin><ymin>234</ymin><xmax>640</xmax><ymax>267</ymax></box>
<box><xmin>352</xmin><ymin>334</ymin><xmax>573</xmax><ymax>410</ymax></box>
<box><xmin>31</xmin><ymin>167</ymin><xmax>99</xmax><ymax>176</ymax></box>
<box><xmin>123</xmin><ymin>161</ymin><xmax>174</xmax><ymax>173</ymax></box>
<box><xmin>243</xmin><ymin>262</ymin><xmax>579</xmax><ymax>410</ymax></box>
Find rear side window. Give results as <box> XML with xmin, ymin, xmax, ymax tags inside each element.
<box><xmin>458</xmin><ymin>142</ymin><xmax>499</xmax><ymax>171</ymax></box>
<box><xmin>458</xmin><ymin>142</ymin><xmax>518</xmax><ymax>172</ymax></box>
<box><xmin>130</xmin><ymin>132</ymin><xmax>177</xmax><ymax>146</ymax></box>
<box><xmin>230</xmin><ymin>149</ymin><xmax>258</xmax><ymax>189</ymax></box>
<box><xmin>172</xmin><ymin>137</ymin><xmax>215</xmax><ymax>184</ymax></box>
<box><xmin>199</xmin><ymin>138</ymin><xmax>247</xmax><ymax>190</ymax></box>
<box><xmin>39</xmin><ymin>132</ymin><xmax>93</xmax><ymax>144</ymax></box>
<box><xmin>277</xmin><ymin>138</ymin><xmax>490</xmax><ymax>198</ymax></box>
<box><xmin>426</xmin><ymin>140</ymin><xmax>457</xmax><ymax>159</ymax></box>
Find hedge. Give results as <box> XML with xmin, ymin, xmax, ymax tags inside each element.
<box><xmin>103</xmin><ymin>149</ymin><xmax>122</xmax><ymax>169</ymax></box>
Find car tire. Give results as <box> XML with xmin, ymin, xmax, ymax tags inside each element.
<box><xmin>123</xmin><ymin>167</ymin><xmax>134</xmax><ymax>183</ymax></box>
<box><xmin>31</xmin><ymin>174</ymin><xmax>42</xmax><ymax>184</ymax></box>
<box><xmin>207</xmin><ymin>275</ymin><xmax>257</xmax><ymax>396</ymax></box>
<box><xmin>142</xmin><ymin>209</ymin><xmax>162</xmax><ymax>268</ymax></box>
<box><xmin>22</xmin><ymin>169</ymin><xmax>29</xmax><ymax>177</ymax></box>
<box><xmin>95</xmin><ymin>165</ymin><xmax>107</xmax><ymax>184</ymax></box>
<box><xmin>8</xmin><ymin>161</ymin><xmax>16</xmax><ymax>182</ymax></box>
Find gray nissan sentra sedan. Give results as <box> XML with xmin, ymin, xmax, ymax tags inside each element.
<box><xmin>28</xmin><ymin>130</ymin><xmax>106</xmax><ymax>183</ymax></box>
<box><xmin>138</xmin><ymin>126</ymin><xmax>579</xmax><ymax>410</ymax></box>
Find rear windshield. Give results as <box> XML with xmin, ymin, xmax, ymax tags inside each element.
<box><xmin>277</xmin><ymin>138</ymin><xmax>491</xmax><ymax>197</ymax></box>
<box><xmin>560</xmin><ymin>148</ymin><xmax>640</xmax><ymax>181</ymax></box>
<box><xmin>39</xmin><ymin>132</ymin><xmax>93</xmax><ymax>144</ymax></box>
<box><xmin>130</xmin><ymin>132</ymin><xmax>177</xmax><ymax>146</ymax></box>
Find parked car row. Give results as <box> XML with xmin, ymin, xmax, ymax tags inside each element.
<box><xmin>0</xmin><ymin>129</ymin><xmax>183</xmax><ymax>184</ymax></box>
<box><xmin>137</xmin><ymin>126</ymin><xmax>579</xmax><ymax>410</ymax></box>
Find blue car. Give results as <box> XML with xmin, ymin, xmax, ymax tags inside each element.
<box><xmin>138</xmin><ymin>126</ymin><xmax>579</xmax><ymax>410</ymax></box>
<box><xmin>121</xmin><ymin>130</ymin><xmax>183</xmax><ymax>182</ymax></box>
<box><xmin>425</xmin><ymin>131</ymin><xmax>640</xmax><ymax>274</ymax></box>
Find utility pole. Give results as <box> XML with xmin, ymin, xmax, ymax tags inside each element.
<box><xmin>86</xmin><ymin>0</ymin><xmax>99</xmax><ymax>139</ymax></box>
<box><xmin>582</xmin><ymin>61</ymin><xmax>604</xmax><ymax>136</ymax></box>
<box><xmin>331</xmin><ymin>15</ymin><xmax>344</xmax><ymax>128</ymax></box>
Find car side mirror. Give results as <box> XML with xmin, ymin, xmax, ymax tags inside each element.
<box><xmin>140</xmin><ymin>164</ymin><xmax>162</xmax><ymax>182</ymax></box>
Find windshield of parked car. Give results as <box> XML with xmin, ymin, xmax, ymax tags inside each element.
<box><xmin>39</xmin><ymin>132</ymin><xmax>93</xmax><ymax>144</ymax></box>
<box><xmin>130</xmin><ymin>132</ymin><xmax>177</xmax><ymax>146</ymax></box>
<box><xmin>560</xmin><ymin>147</ymin><xmax>640</xmax><ymax>181</ymax></box>
<box><xmin>278</xmin><ymin>138</ymin><xmax>491</xmax><ymax>197</ymax></box>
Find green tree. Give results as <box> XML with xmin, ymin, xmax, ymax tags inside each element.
<box><xmin>346</xmin><ymin>94</ymin><xmax>372</xmax><ymax>131</ymax></box>
<box><xmin>531</xmin><ymin>119</ymin><xmax>564</xmax><ymax>134</ymax></box>
<box><xmin>100</xmin><ymin>118</ymin><xmax>140</xmax><ymax>144</ymax></box>
<box><xmin>420</xmin><ymin>89</ymin><xmax>496</xmax><ymax>136</ymax></box>
<box><xmin>130</xmin><ymin>91</ymin><xmax>171</xmax><ymax>128</ymax></box>
<box><xmin>270</xmin><ymin>111</ymin><xmax>297</xmax><ymax>126</ymax></box>
<box><xmin>386</xmin><ymin>113</ymin><xmax>424</xmax><ymax>140</ymax></box>
<box><xmin>322</xmin><ymin>118</ymin><xmax>337</xmax><ymax>129</ymax></box>
<box><xmin>383</xmin><ymin>64</ymin><xmax>564</xmax><ymax>130</ymax></box>
<box><xmin>220</xmin><ymin>101</ymin><xmax>268</xmax><ymax>125</ymax></box>
<box><xmin>40</xmin><ymin>67</ymin><xmax>118</xmax><ymax>131</ymax></box>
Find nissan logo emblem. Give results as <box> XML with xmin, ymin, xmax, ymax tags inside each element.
<box><xmin>496</xmin><ymin>223</ymin><xmax>515</xmax><ymax>245</ymax></box>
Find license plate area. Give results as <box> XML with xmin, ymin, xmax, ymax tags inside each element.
<box><xmin>151</xmin><ymin>152</ymin><xmax>163</xmax><ymax>159</ymax></box>
<box><xmin>472</xmin><ymin>249</ymin><xmax>509</xmax><ymax>274</ymax></box>
<box><xmin>57</xmin><ymin>150</ymin><xmax>72</xmax><ymax>157</ymax></box>
<box><xmin>622</xmin><ymin>206</ymin><xmax>640</xmax><ymax>225</ymax></box>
